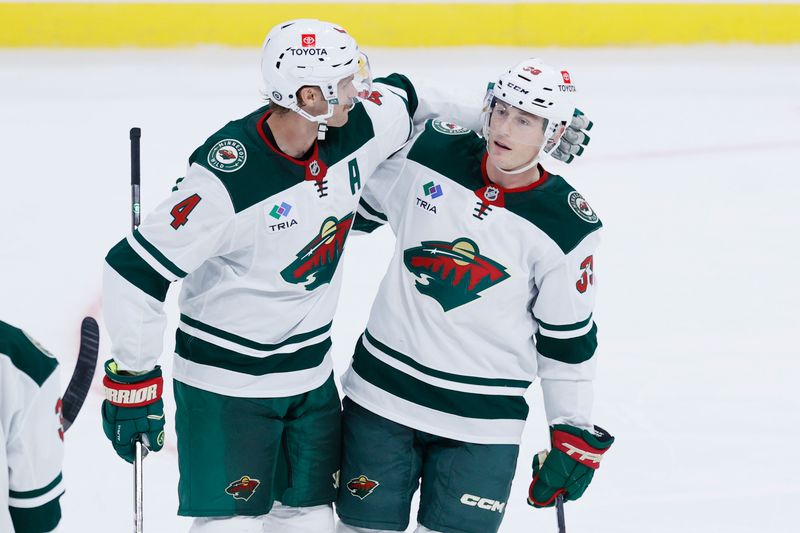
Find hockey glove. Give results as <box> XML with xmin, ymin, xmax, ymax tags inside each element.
<box><xmin>101</xmin><ymin>359</ymin><xmax>165</xmax><ymax>463</ymax></box>
<box><xmin>527</xmin><ymin>424</ymin><xmax>614</xmax><ymax>508</ymax></box>
<box><xmin>550</xmin><ymin>109</ymin><xmax>593</xmax><ymax>164</ymax></box>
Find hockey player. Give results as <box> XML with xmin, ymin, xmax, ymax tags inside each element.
<box><xmin>98</xmin><ymin>18</ymin><xmax>503</xmax><ymax>533</ymax></box>
<box><xmin>1</xmin><ymin>320</ymin><xmax>64</xmax><ymax>533</ymax></box>
<box><xmin>336</xmin><ymin>59</ymin><xmax>614</xmax><ymax>533</ymax></box>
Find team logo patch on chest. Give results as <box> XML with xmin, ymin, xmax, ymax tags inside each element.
<box><xmin>208</xmin><ymin>139</ymin><xmax>247</xmax><ymax>173</ymax></box>
<box><xmin>403</xmin><ymin>238</ymin><xmax>509</xmax><ymax>311</ymax></box>
<box><xmin>280</xmin><ymin>213</ymin><xmax>354</xmax><ymax>290</ymax></box>
<box><xmin>225</xmin><ymin>476</ymin><xmax>260</xmax><ymax>502</ymax></box>
<box><xmin>347</xmin><ymin>475</ymin><xmax>380</xmax><ymax>500</ymax></box>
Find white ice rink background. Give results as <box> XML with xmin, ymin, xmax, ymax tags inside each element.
<box><xmin>1</xmin><ymin>45</ymin><xmax>799</xmax><ymax>532</ymax></box>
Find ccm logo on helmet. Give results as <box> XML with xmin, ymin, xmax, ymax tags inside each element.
<box><xmin>287</xmin><ymin>48</ymin><xmax>328</xmax><ymax>56</ymax></box>
<box><xmin>460</xmin><ymin>494</ymin><xmax>506</xmax><ymax>513</ymax></box>
<box><xmin>301</xmin><ymin>34</ymin><xmax>316</xmax><ymax>47</ymax></box>
<box><xmin>506</xmin><ymin>82</ymin><xmax>529</xmax><ymax>94</ymax></box>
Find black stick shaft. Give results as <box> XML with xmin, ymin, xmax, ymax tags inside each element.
<box><xmin>130</xmin><ymin>127</ymin><xmax>141</xmax><ymax>230</ymax></box>
<box><xmin>555</xmin><ymin>494</ymin><xmax>566</xmax><ymax>533</ymax></box>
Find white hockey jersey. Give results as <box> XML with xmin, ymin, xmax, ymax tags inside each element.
<box><xmin>1</xmin><ymin>321</ymin><xmax>64</xmax><ymax>533</ymax></box>
<box><xmin>104</xmin><ymin>75</ymin><xmax>481</xmax><ymax>398</ymax></box>
<box><xmin>342</xmin><ymin>121</ymin><xmax>602</xmax><ymax>445</ymax></box>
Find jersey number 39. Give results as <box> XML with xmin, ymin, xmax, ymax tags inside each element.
<box><xmin>170</xmin><ymin>194</ymin><xmax>202</xmax><ymax>230</ymax></box>
<box><xmin>576</xmin><ymin>255</ymin><xmax>594</xmax><ymax>293</ymax></box>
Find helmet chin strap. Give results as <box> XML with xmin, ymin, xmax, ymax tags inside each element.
<box><xmin>492</xmin><ymin>151</ymin><xmax>541</xmax><ymax>175</ymax></box>
<box><xmin>292</xmin><ymin>102</ymin><xmax>336</xmax><ymax>141</ymax></box>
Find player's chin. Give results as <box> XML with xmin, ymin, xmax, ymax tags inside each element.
<box><xmin>328</xmin><ymin>107</ymin><xmax>350</xmax><ymax>127</ymax></box>
<box><xmin>488</xmin><ymin>149</ymin><xmax>516</xmax><ymax>170</ymax></box>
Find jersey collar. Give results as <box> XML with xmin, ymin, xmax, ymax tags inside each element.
<box><xmin>257</xmin><ymin>111</ymin><xmax>329</xmax><ymax>184</ymax></box>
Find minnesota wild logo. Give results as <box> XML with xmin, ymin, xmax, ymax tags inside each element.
<box><xmin>404</xmin><ymin>238</ymin><xmax>509</xmax><ymax>311</ymax></box>
<box><xmin>280</xmin><ymin>213</ymin><xmax>354</xmax><ymax>290</ymax></box>
<box><xmin>347</xmin><ymin>475</ymin><xmax>379</xmax><ymax>500</ymax></box>
<box><xmin>225</xmin><ymin>476</ymin><xmax>260</xmax><ymax>502</ymax></box>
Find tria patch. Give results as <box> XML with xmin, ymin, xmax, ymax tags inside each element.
<box><xmin>404</xmin><ymin>238</ymin><xmax>510</xmax><ymax>311</ymax></box>
<box><xmin>567</xmin><ymin>191</ymin><xmax>598</xmax><ymax>223</ymax></box>
<box><xmin>269</xmin><ymin>202</ymin><xmax>292</xmax><ymax>220</ymax></box>
<box><xmin>431</xmin><ymin>120</ymin><xmax>470</xmax><ymax>135</ymax></box>
<box><xmin>423</xmin><ymin>180</ymin><xmax>443</xmax><ymax>199</ymax></box>
<box><xmin>225</xmin><ymin>476</ymin><xmax>260</xmax><ymax>502</ymax></box>
<box><xmin>280</xmin><ymin>213</ymin><xmax>354</xmax><ymax>290</ymax></box>
<box><xmin>347</xmin><ymin>475</ymin><xmax>379</xmax><ymax>500</ymax></box>
<box><xmin>208</xmin><ymin>139</ymin><xmax>247</xmax><ymax>173</ymax></box>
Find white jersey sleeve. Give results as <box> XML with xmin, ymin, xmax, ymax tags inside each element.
<box><xmin>1</xmin><ymin>322</ymin><xmax>64</xmax><ymax>533</ymax></box>
<box><xmin>532</xmin><ymin>230</ymin><xmax>601</xmax><ymax>430</ymax></box>
<box><xmin>412</xmin><ymin>81</ymin><xmax>484</xmax><ymax>132</ymax></box>
<box><xmin>103</xmin><ymin>164</ymin><xmax>238</xmax><ymax>372</ymax></box>
<box><xmin>353</xmin><ymin>132</ymin><xmax>418</xmax><ymax>235</ymax></box>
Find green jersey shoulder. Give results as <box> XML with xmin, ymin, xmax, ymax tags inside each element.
<box><xmin>0</xmin><ymin>320</ymin><xmax>58</xmax><ymax>386</ymax></box>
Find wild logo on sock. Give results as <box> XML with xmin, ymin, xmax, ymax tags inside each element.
<box><xmin>347</xmin><ymin>475</ymin><xmax>380</xmax><ymax>500</ymax></box>
<box><xmin>404</xmin><ymin>238</ymin><xmax>509</xmax><ymax>311</ymax></box>
<box><xmin>225</xmin><ymin>476</ymin><xmax>260</xmax><ymax>502</ymax></box>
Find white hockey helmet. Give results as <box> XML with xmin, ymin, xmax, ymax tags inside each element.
<box><xmin>261</xmin><ymin>19</ymin><xmax>372</xmax><ymax>125</ymax></box>
<box><xmin>482</xmin><ymin>58</ymin><xmax>576</xmax><ymax>171</ymax></box>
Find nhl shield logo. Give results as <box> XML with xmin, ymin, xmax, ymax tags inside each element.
<box><xmin>208</xmin><ymin>139</ymin><xmax>247</xmax><ymax>173</ymax></box>
<box><xmin>567</xmin><ymin>191</ymin><xmax>598</xmax><ymax>223</ymax></box>
<box><xmin>483</xmin><ymin>186</ymin><xmax>500</xmax><ymax>202</ymax></box>
<box><xmin>225</xmin><ymin>476</ymin><xmax>260</xmax><ymax>502</ymax></box>
<box><xmin>309</xmin><ymin>159</ymin><xmax>321</xmax><ymax>177</ymax></box>
<box><xmin>347</xmin><ymin>475</ymin><xmax>379</xmax><ymax>500</ymax></box>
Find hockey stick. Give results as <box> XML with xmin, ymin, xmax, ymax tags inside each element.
<box><xmin>61</xmin><ymin>316</ymin><xmax>99</xmax><ymax>432</ymax></box>
<box><xmin>555</xmin><ymin>494</ymin><xmax>566</xmax><ymax>533</ymax></box>
<box><xmin>130</xmin><ymin>126</ymin><xmax>147</xmax><ymax>533</ymax></box>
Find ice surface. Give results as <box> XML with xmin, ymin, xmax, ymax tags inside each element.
<box><xmin>1</xmin><ymin>45</ymin><xmax>798</xmax><ymax>532</ymax></box>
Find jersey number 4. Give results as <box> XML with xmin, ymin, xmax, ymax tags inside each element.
<box><xmin>576</xmin><ymin>255</ymin><xmax>594</xmax><ymax>293</ymax></box>
<box><xmin>170</xmin><ymin>194</ymin><xmax>202</xmax><ymax>229</ymax></box>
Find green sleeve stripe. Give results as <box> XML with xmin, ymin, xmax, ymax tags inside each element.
<box><xmin>132</xmin><ymin>230</ymin><xmax>188</xmax><ymax>279</ymax></box>
<box><xmin>365</xmin><ymin>330</ymin><xmax>531</xmax><ymax>388</ymax></box>
<box><xmin>105</xmin><ymin>238</ymin><xmax>170</xmax><ymax>302</ymax></box>
<box><xmin>353</xmin><ymin>337</ymin><xmax>529</xmax><ymax>421</ymax></box>
<box><xmin>0</xmin><ymin>322</ymin><xmax>58</xmax><ymax>387</ymax></box>
<box><xmin>536</xmin><ymin>314</ymin><xmax>593</xmax><ymax>332</ymax></box>
<box><xmin>180</xmin><ymin>315</ymin><xmax>331</xmax><ymax>352</ymax></box>
<box><xmin>9</xmin><ymin>473</ymin><xmax>62</xmax><ymax>499</ymax></box>
<box><xmin>175</xmin><ymin>329</ymin><xmax>330</xmax><ymax>375</ymax></box>
<box><xmin>358</xmin><ymin>197</ymin><xmax>388</xmax><ymax>221</ymax></box>
<box><xmin>375</xmin><ymin>73</ymin><xmax>419</xmax><ymax>117</ymax></box>
<box><xmin>536</xmin><ymin>323</ymin><xmax>598</xmax><ymax>364</ymax></box>
<box><xmin>353</xmin><ymin>213</ymin><xmax>384</xmax><ymax>234</ymax></box>
<box><xmin>10</xmin><ymin>495</ymin><xmax>62</xmax><ymax>533</ymax></box>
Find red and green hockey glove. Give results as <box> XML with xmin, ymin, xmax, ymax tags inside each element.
<box><xmin>101</xmin><ymin>359</ymin><xmax>165</xmax><ymax>463</ymax></box>
<box><xmin>527</xmin><ymin>424</ymin><xmax>614</xmax><ymax>508</ymax></box>
<box><xmin>550</xmin><ymin>109</ymin><xmax>593</xmax><ymax>164</ymax></box>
